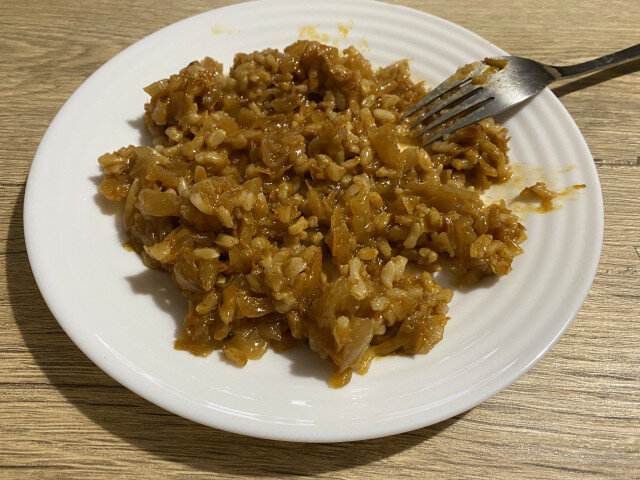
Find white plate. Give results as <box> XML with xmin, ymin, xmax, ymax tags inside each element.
<box><xmin>24</xmin><ymin>0</ymin><xmax>603</xmax><ymax>442</ymax></box>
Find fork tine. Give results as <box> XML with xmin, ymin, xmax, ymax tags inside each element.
<box><xmin>409</xmin><ymin>81</ymin><xmax>481</xmax><ymax>130</ymax></box>
<box><xmin>402</xmin><ymin>77</ymin><xmax>469</xmax><ymax>119</ymax></box>
<box><xmin>422</xmin><ymin>102</ymin><xmax>500</xmax><ymax>146</ymax></box>
<box><xmin>417</xmin><ymin>92</ymin><xmax>493</xmax><ymax>138</ymax></box>
<box><xmin>402</xmin><ymin>63</ymin><xmax>486</xmax><ymax>119</ymax></box>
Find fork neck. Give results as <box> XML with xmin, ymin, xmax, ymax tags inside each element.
<box><xmin>549</xmin><ymin>43</ymin><xmax>640</xmax><ymax>79</ymax></box>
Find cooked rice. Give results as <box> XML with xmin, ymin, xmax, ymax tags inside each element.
<box><xmin>98</xmin><ymin>41</ymin><xmax>526</xmax><ymax>387</ymax></box>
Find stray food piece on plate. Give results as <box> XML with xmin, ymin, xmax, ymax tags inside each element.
<box><xmin>98</xmin><ymin>40</ymin><xmax>527</xmax><ymax>387</ymax></box>
<box><xmin>519</xmin><ymin>181</ymin><xmax>558</xmax><ymax>212</ymax></box>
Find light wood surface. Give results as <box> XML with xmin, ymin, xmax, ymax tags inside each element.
<box><xmin>1</xmin><ymin>1</ymin><xmax>639</xmax><ymax>478</ymax></box>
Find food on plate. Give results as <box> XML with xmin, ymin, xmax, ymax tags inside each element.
<box><xmin>519</xmin><ymin>181</ymin><xmax>586</xmax><ymax>212</ymax></box>
<box><xmin>519</xmin><ymin>181</ymin><xmax>558</xmax><ymax>212</ymax></box>
<box><xmin>98</xmin><ymin>41</ymin><xmax>526</xmax><ymax>387</ymax></box>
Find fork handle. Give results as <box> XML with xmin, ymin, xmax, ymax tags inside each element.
<box><xmin>550</xmin><ymin>43</ymin><xmax>640</xmax><ymax>79</ymax></box>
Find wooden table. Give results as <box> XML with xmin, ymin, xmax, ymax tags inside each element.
<box><xmin>2</xmin><ymin>1</ymin><xmax>639</xmax><ymax>478</ymax></box>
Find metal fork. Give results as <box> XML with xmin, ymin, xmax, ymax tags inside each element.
<box><xmin>404</xmin><ymin>43</ymin><xmax>640</xmax><ymax>145</ymax></box>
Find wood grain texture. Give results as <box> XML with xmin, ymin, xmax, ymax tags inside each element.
<box><xmin>1</xmin><ymin>0</ymin><xmax>638</xmax><ymax>478</ymax></box>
